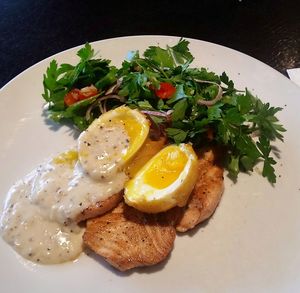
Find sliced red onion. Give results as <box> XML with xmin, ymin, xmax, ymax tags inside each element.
<box><xmin>193</xmin><ymin>79</ymin><xmax>224</xmax><ymax>106</ymax></box>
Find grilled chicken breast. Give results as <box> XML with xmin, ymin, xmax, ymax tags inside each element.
<box><xmin>83</xmin><ymin>147</ymin><xmax>224</xmax><ymax>271</ymax></box>
<box><xmin>75</xmin><ymin>192</ymin><xmax>123</xmax><ymax>223</ymax></box>
<box><xmin>175</xmin><ymin>147</ymin><xmax>224</xmax><ymax>232</ymax></box>
<box><xmin>83</xmin><ymin>202</ymin><xmax>177</xmax><ymax>271</ymax></box>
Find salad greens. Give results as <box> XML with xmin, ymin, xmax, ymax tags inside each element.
<box><xmin>42</xmin><ymin>39</ymin><xmax>285</xmax><ymax>183</ymax></box>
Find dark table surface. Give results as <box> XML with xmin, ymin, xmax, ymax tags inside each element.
<box><xmin>1</xmin><ymin>0</ymin><xmax>299</xmax><ymax>89</ymax></box>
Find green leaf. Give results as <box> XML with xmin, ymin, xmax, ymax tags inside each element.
<box><xmin>144</xmin><ymin>46</ymin><xmax>175</xmax><ymax>68</ymax></box>
<box><xmin>207</xmin><ymin>103</ymin><xmax>223</xmax><ymax>120</ymax></box>
<box><xmin>185</xmin><ymin>67</ymin><xmax>220</xmax><ymax>83</ymax></box>
<box><xmin>227</xmin><ymin>154</ymin><xmax>240</xmax><ymax>179</ymax></box>
<box><xmin>95</xmin><ymin>66</ymin><xmax>117</xmax><ymax>89</ymax></box>
<box><xmin>250</xmin><ymin>97</ymin><xmax>286</xmax><ymax>141</ymax></box>
<box><xmin>150</xmin><ymin>115</ymin><xmax>165</xmax><ymax>126</ymax></box>
<box><xmin>236</xmin><ymin>93</ymin><xmax>253</xmax><ymax>114</ymax></box>
<box><xmin>262</xmin><ymin>158</ymin><xmax>277</xmax><ymax>184</ymax></box>
<box><xmin>256</xmin><ymin>136</ymin><xmax>277</xmax><ymax>183</ymax></box>
<box><xmin>166</xmin><ymin>128</ymin><xmax>188</xmax><ymax>143</ymax></box>
<box><xmin>220</xmin><ymin>71</ymin><xmax>234</xmax><ymax>91</ymax></box>
<box><xmin>137</xmin><ymin>100</ymin><xmax>154</xmax><ymax>110</ymax></box>
<box><xmin>118</xmin><ymin>72</ymin><xmax>149</xmax><ymax>99</ymax></box>
<box><xmin>157</xmin><ymin>99</ymin><xmax>165</xmax><ymax>110</ymax></box>
<box><xmin>166</xmin><ymin>83</ymin><xmax>187</xmax><ymax>104</ymax></box>
<box><xmin>236</xmin><ymin>134</ymin><xmax>261</xmax><ymax>168</ymax></box>
<box><xmin>172</xmin><ymin>99</ymin><xmax>188</xmax><ymax>121</ymax></box>
<box><xmin>224</xmin><ymin>108</ymin><xmax>245</xmax><ymax>125</ymax></box>
<box><xmin>66</xmin><ymin>95</ymin><xmax>98</xmax><ymax>115</ymax></box>
<box><xmin>170</xmin><ymin>39</ymin><xmax>194</xmax><ymax>64</ymax></box>
<box><xmin>77</xmin><ymin>43</ymin><xmax>94</xmax><ymax>61</ymax></box>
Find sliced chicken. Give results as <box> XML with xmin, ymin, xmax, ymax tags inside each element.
<box><xmin>75</xmin><ymin>192</ymin><xmax>123</xmax><ymax>223</ymax></box>
<box><xmin>83</xmin><ymin>202</ymin><xmax>177</xmax><ymax>271</ymax></box>
<box><xmin>176</xmin><ymin>147</ymin><xmax>224</xmax><ymax>232</ymax></box>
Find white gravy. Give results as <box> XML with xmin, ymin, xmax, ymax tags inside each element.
<box><xmin>78</xmin><ymin>124</ymin><xmax>130</xmax><ymax>180</ymax></box>
<box><xmin>0</xmin><ymin>124</ymin><xmax>129</xmax><ymax>264</ymax></box>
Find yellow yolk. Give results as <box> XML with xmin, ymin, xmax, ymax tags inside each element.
<box><xmin>124</xmin><ymin>143</ymin><xmax>199</xmax><ymax>213</ymax></box>
<box><xmin>125</xmin><ymin>137</ymin><xmax>166</xmax><ymax>178</ymax></box>
<box><xmin>143</xmin><ymin>145</ymin><xmax>188</xmax><ymax>189</ymax></box>
<box><xmin>52</xmin><ymin>150</ymin><xmax>78</xmax><ymax>166</ymax></box>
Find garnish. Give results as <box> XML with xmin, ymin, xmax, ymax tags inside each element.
<box><xmin>42</xmin><ymin>39</ymin><xmax>285</xmax><ymax>183</ymax></box>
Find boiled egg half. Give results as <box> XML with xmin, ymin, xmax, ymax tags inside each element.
<box><xmin>78</xmin><ymin>106</ymin><xmax>150</xmax><ymax>180</ymax></box>
<box><xmin>124</xmin><ymin>143</ymin><xmax>199</xmax><ymax>213</ymax></box>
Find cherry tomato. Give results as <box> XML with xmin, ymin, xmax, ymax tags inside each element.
<box><xmin>64</xmin><ymin>85</ymin><xmax>98</xmax><ymax>106</ymax></box>
<box><xmin>64</xmin><ymin>89</ymin><xmax>82</xmax><ymax>106</ymax></box>
<box><xmin>154</xmin><ymin>82</ymin><xmax>176</xmax><ymax>99</ymax></box>
<box><xmin>79</xmin><ymin>85</ymin><xmax>98</xmax><ymax>99</ymax></box>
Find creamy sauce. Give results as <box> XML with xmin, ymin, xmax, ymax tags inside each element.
<box><xmin>0</xmin><ymin>123</ymin><xmax>130</xmax><ymax>264</ymax></box>
<box><xmin>78</xmin><ymin>125</ymin><xmax>130</xmax><ymax>180</ymax></box>
<box><xmin>0</xmin><ymin>174</ymin><xmax>84</xmax><ymax>264</ymax></box>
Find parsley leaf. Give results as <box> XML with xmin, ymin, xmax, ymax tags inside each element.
<box><xmin>256</xmin><ymin>136</ymin><xmax>277</xmax><ymax>183</ymax></box>
<box><xmin>166</xmin><ymin>128</ymin><xmax>188</xmax><ymax>143</ymax></box>
<box><xmin>77</xmin><ymin>43</ymin><xmax>94</xmax><ymax>61</ymax></box>
<box><xmin>144</xmin><ymin>46</ymin><xmax>175</xmax><ymax>68</ymax></box>
<box><xmin>172</xmin><ymin>99</ymin><xmax>188</xmax><ymax>121</ymax></box>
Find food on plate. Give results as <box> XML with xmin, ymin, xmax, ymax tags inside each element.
<box><xmin>78</xmin><ymin>105</ymin><xmax>150</xmax><ymax>180</ymax></box>
<box><xmin>0</xmin><ymin>39</ymin><xmax>285</xmax><ymax>270</ymax></box>
<box><xmin>0</xmin><ymin>150</ymin><xmax>85</xmax><ymax>264</ymax></box>
<box><xmin>125</xmin><ymin>136</ymin><xmax>167</xmax><ymax>179</ymax></box>
<box><xmin>0</xmin><ymin>107</ymin><xmax>150</xmax><ymax>264</ymax></box>
<box><xmin>83</xmin><ymin>147</ymin><xmax>223</xmax><ymax>271</ymax></box>
<box><xmin>75</xmin><ymin>192</ymin><xmax>123</xmax><ymax>223</ymax></box>
<box><xmin>175</xmin><ymin>147</ymin><xmax>224</xmax><ymax>232</ymax></box>
<box><xmin>124</xmin><ymin>143</ymin><xmax>198</xmax><ymax>213</ymax></box>
<box><xmin>42</xmin><ymin>39</ymin><xmax>285</xmax><ymax>184</ymax></box>
<box><xmin>83</xmin><ymin>202</ymin><xmax>180</xmax><ymax>271</ymax></box>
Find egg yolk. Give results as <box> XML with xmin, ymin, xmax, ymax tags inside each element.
<box><xmin>52</xmin><ymin>150</ymin><xmax>78</xmax><ymax>166</ymax></box>
<box><xmin>125</xmin><ymin>137</ymin><xmax>166</xmax><ymax>178</ymax></box>
<box><xmin>143</xmin><ymin>145</ymin><xmax>188</xmax><ymax>189</ymax></box>
<box><xmin>124</xmin><ymin>143</ymin><xmax>199</xmax><ymax>213</ymax></box>
<box><xmin>115</xmin><ymin>115</ymin><xmax>146</xmax><ymax>162</ymax></box>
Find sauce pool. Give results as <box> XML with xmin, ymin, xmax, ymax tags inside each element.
<box><xmin>0</xmin><ymin>124</ymin><xmax>130</xmax><ymax>264</ymax></box>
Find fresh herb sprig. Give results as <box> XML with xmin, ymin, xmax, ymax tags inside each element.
<box><xmin>43</xmin><ymin>43</ymin><xmax>117</xmax><ymax>129</ymax></box>
<box><xmin>42</xmin><ymin>39</ymin><xmax>285</xmax><ymax>183</ymax></box>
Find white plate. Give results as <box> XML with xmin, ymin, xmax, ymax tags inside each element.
<box><xmin>1</xmin><ymin>35</ymin><xmax>300</xmax><ymax>293</ymax></box>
